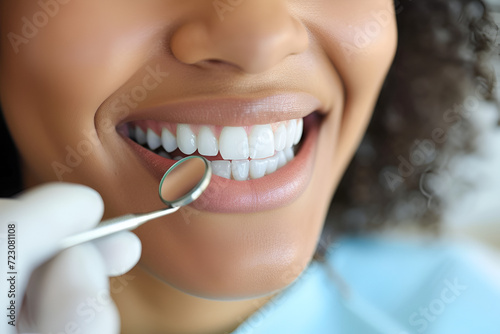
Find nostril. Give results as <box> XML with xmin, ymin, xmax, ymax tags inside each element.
<box><xmin>203</xmin><ymin>59</ymin><xmax>230</xmax><ymax>68</ymax></box>
<box><xmin>196</xmin><ymin>58</ymin><xmax>243</xmax><ymax>72</ymax></box>
<box><xmin>206</xmin><ymin>59</ymin><xmax>224</xmax><ymax>65</ymax></box>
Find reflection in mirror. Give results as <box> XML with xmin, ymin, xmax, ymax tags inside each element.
<box><xmin>159</xmin><ymin>156</ymin><xmax>211</xmax><ymax>207</ymax></box>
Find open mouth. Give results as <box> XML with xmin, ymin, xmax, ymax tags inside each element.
<box><xmin>113</xmin><ymin>93</ymin><xmax>324</xmax><ymax>213</ymax></box>
<box><xmin>119</xmin><ymin>117</ymin><xmax>305</xmax><ymax>181</ymax></box>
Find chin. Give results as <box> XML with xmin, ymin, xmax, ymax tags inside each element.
<box><xmin>103</xmin><ymin>96</ymin><xmax>341</xmax><ymax>299</ymax></box>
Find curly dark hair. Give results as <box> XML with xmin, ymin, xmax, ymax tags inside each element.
<box><xmin>0</xmin><ymin>0</ymin><xmax>498</xmax><ymax>237</ymax></box>
<box><xmin>325</xmin><ymin>0</ymin><xmax>499</xmax><ymax>237</ymax></box>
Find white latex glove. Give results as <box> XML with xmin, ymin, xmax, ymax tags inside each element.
<box><xmin>0</xmin><ymin>183</ymin><xmax>142</xmax><ymax>334</ymax></box>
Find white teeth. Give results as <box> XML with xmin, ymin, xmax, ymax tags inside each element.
<box><xmin>161</xmin><ymin>128</ymin><xmax>177</xmax><ymax>153</ymax></box>
<box><xmin>277</xmin><ymin>151</ymin><xmax>287</xmax><ymax>169</ymax></box>
<box><xmin>219</xmin><ymin>127</ymin><xmax>249</xmax><ymax>160</ymax></box>
<box><xmin>231</xmin><ymin>160</ymin><xmax>250</xmax><ymax>181</ymax></box>
<box><xmin>177</xmin><ymin>124</ymin><xmax>197</xmax><ymax>154</ymax></box>
<box><xmin>147</xmin><ymin>129</ymin><xmax>161</xmax><ymax>150</ymax></box>
<box><xmin>211</xmin><ymin>160</ymin><xmax>231</xmax><ymax>179</ymax></box>
<box><xmin>274</xmin><ymin>124</ymin><xmax>287</xmax><ymax>152</ymax></box>
<box><xmin>265</xmin><ymin>155</ymin><xmax>279</xmax><ymax>175</ymax></box>
<box><xmin>197</xmin><ymin>126</ymin><xmax>218</xmax><ymax>156</ymax></box>
<box><xmin>284</xmin><ymin>147</ymin><xmax>294</xmax><ymax>162</ymax></box>
<box><xmin>135</xmin><ymin>126</ymin><xmax>147</xmax><ymax>145</ymax></box>
<box><xmin>250</xmin><ymin>159</ymin><xmax>268</xmax><ymax>179</ymax></box>
<box><xmin>294</xmin><ymin>118</ymin><xmax>303</xmax><ymax>145</ymax></box>
<box><xmin>209</xmin><ymin>150</ymin><xmax>291</xmax><ymax>180</ymax></box>
<box><xmin>249</xmin><ymin>125</ymin><xmax>275</xmax><ymax>159</ymax></box>
<box><xmin>132</xmin><ymin>117</ymin><xmax>305</xmax><ymax>180</ymax></box>
<box><xmin>285</xmin><ymin>120</ymin><xmax>297</xmax><ymax>149</ymax></box>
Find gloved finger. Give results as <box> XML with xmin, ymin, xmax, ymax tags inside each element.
<box><xmin>19</xmin><ymin>243</ymin><xmax>120</xmax><ymax>334</ymax></box>
<box><xmin>17</xmin><ymin>182</ymin><xmax>104</xmax><ymax>235</ymax></box>
<box><xmin>92</xmin><ymin>231</ymin><xmax>142</xmax><ymax>276</ymax></box>
<box><xmin>16</xmin><ymin>183</ymin><xmax>104</xmax><ymax>268</ymax></box>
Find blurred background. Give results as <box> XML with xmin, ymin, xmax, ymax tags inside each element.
<box><xmin>439</xmin><ymin>0</ymin><xmax>500</xmax><ymax>247</ymax></box>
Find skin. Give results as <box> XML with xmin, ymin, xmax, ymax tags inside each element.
<box><xmin>0</xmin><ymin>0</ymin><xmax>397</xmax><ymax>333</ymax></box>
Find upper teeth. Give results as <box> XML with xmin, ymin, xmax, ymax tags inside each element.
<box><xmin>132</xmin><ymin>119</ymin><xmax>303</xmax><ymax>160</ymax></box>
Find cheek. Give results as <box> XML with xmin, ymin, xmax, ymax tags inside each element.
<box><xmin>1</xmin><ymin>0</ymin><xmax>159</xmax><ymax>95</ymax></box>
<box><xmin>301</xmin><ymin>0</ymin><xmax>398</xmax><ymax>181</ymax></box>
<box><xmin>304</xmin><ymin>0</ymin><xmax>398</xmax><ymax>96</ymax></box>
<box><xmin>0</xmin><ymin>0</ymin><xmax>164</xmax><ymax>183</ymax></box>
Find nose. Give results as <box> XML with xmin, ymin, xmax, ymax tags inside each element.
<box><xmin>170</xmin><ymin>0</ymin><xmax>309</xmax><ymax>74</ymax></box>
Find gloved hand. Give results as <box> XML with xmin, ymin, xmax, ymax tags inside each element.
<box><xmin>0</xmin><ymin>183</ymin><xmax>142</xmax><ymax>334</ymax></box>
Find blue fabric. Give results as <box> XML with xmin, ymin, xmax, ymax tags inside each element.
<box><xmin>230</xmin><ymin>236</ymin><xmax>500</xmax><ymax>334</ymax></box>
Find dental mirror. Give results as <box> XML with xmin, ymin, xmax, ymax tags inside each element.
<box><xmin>159</xmin><ymin>155</ymin><xmax>211</xmax><ymax>207</ymax></box>
<box><xmin>59</xmin><ymin>156</ymin><xmax>212</xmax><ymax>250</ymax></box>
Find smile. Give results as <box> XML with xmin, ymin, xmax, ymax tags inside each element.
<box><xmin>114</xmin><ymin>94</ymin><xmax>325</xmax><ymax>213</ymax></box>
<box><xmin>122</xmin><ymin>118</ymin><xmax>303</xmax><ymax>181</ymax></box>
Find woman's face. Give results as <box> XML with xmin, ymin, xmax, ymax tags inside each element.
<box><xmin>0</xmin><ymin>0</ymin><xmax>397</xmax><ymax>298</ymax></box>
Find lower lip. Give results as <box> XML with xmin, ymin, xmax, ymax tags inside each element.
<box><xmin>122</xmin><ymin>113</ymin><xmax>321</xmax><ymax>213</ymax></box>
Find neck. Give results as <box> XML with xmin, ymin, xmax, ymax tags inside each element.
<box><xmin>112</xmin><ymin>265</ymin><xmax>275</xmax><ymax>334</ymax></box>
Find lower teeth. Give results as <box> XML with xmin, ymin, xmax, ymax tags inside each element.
<box><xmin>150</xmin><ymin>145</ymin><xmax>298</xmax><ymax>181</ymax></box>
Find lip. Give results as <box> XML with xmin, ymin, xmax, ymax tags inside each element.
<box><xmin>117</xmin><ymin>92</ymin><xmax>326</xmax><ymax>126</ymax></box>
<box><xmin>121</xmin><ymin>112</ymin><xmax>321</xmax><ymax>213</ymax></box>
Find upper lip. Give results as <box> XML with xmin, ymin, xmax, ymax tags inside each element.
<box><xmin>116</xmin><ymin>92</ymin><xmax>326</xmax><ymax>127</ymax></box>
